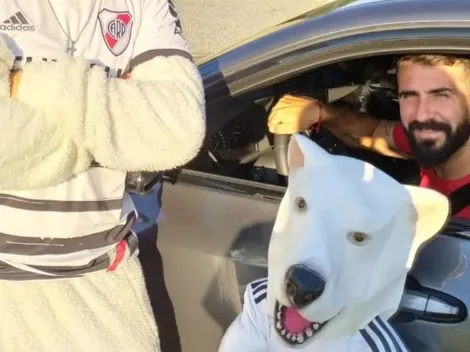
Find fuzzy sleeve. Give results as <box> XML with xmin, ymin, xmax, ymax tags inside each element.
<box><xmin>15</xmin><ymin>54</ymin><xmax>206</xmax><ymax>172</ymax></box>
<box><xmin>0</xmin><ymin>38</ymin><xmax>91</xmax><ymax>190</ymax></box>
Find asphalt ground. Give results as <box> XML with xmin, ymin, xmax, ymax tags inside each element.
<box><xmin>172</xmin><ymin>0</ymin><xmax>334</xmax><ymax>60</ymax></box>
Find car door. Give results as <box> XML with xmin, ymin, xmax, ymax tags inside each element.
<box><xmin>154</xmin><ymin>171</ymin><xmax>282</xmax><ymax>351</ymax></box>
<box><xmin>392</xmin><ymin>219</ymin><xmax>470</xmax><ymax>352</ymax></box>
<box><xmin>154</xmin><ymin>6</ymin><xmax>470</xmax><ymax>351</ymax></box>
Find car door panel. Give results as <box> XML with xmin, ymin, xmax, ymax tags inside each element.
<box><xmin>392</xmin><ymin>226</ymin><xmax>470</xmax><ymax>352</ymax></box>
<box><xmin>156</xmin><ymin>169</ymin><xmax>282</xmax><ymax>352</ymax></box>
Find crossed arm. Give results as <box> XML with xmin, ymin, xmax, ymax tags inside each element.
<box><xmin>0</xmin><ymin>21</ymin><xmax>205</xmax><ymax>190</ymax></box>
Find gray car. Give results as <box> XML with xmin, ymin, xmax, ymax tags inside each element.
<box><xmin>135</xmin><ymin>0</ymin><xmax>470</xmax><ymax>351</ymax></box>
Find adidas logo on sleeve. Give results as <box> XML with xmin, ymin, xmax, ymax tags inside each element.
<box><xmin>0</xmin><ymin>12</ymin><xmax>35</xmax><ymax>31</ymax></box>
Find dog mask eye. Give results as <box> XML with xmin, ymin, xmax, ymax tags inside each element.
<box><xmin>347</xmin><ymin>231</ymin><xmax>370</xmax><ymax>246</ymax></box>
<box><xmin>294</xmin><ymin>197</ymin><xmax>307</xmax><ymax>212</ymax></box>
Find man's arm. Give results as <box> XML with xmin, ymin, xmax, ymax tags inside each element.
<box><xmin>12</xmin><ymin>0</ymin><xmax>205</xmax><ymax>173</ymax></box>
<box><xmin>321</xmin><ymin>104</ymin><xmax>409</xmax><ymax>159</ymax></box>
<box><xmin>267</xmin><ymin>95</ymin><xmax>410</xmax><ymax>159</ymax></box>
<box><xmin>0</xmin><ymin>43</ymin><xmax>90</xmax><ymax>190</ymax></box>
<box><xmin>0</xmin><ymin>98</ymin><xmax>91</xmax><ymax>190</ymax></box>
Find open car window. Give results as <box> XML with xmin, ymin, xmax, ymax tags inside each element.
<box><xmin>186</xmin><ymin>54</ymin><xmax>420</xmax><ymax>189</ymax></box>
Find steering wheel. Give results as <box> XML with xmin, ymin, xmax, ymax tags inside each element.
<box><xmin>273</xmin><ymin>134</ymin><xmax>291</xmax><ymax>178</ymax></box>
<box><xmin>273</xmin><ymin>127</ymin><xmax>351</xmax><ymax>183</ymax></box>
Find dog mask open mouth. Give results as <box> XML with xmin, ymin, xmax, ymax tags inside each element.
<box><xmin>274</xmin><ymin>300</ymin><xmax>331</xmax><ymax>346</ymax></box>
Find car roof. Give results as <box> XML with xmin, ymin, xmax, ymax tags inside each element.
<box><xmin>340</xmin><ymin>0</ymin><xmax>402</xmax><ymax>9</ymax></box>
<box><xmin>197</xmin><ymin>0</ymin><xmax>469</xmax><ymax>65</ymax></box>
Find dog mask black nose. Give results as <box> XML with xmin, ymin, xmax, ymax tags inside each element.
<box><xmin>285</xmin><ymin>265</ymin><xmax>325</xmax><ymax>309</ymax></box>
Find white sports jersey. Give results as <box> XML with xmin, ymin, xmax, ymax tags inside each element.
<box><xmin>219</xmin><ymin>278</ymin><xmax>409</xmax><ymax>352</ymax></box>
<box><xmin>0</xmin><ymin>0</ymin><xmax>192</xmax><ymax>279</ymax></box>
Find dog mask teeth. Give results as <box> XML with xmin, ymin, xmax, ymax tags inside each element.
<box><xmin>273</xmin><ymin>301</ymin><xmax>334</xmax><ymax>346</ymax></box>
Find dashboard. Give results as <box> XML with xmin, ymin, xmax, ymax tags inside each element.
<box><xmin>207</xmin><ymin>61</ymin><xmax>398</xmax><ymax>162</ymax></box>
<box><xmin>209</xmin><ymin>118</ymin><xmax>253</xmax><ymax>161</ymax></box>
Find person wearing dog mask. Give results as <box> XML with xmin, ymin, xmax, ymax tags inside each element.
<box><xmin>268</xmin><ymin>54</ymin><xmax>470</xmax><ymax>219</ymax></box>
<box><xmin>0</xmin><ymin>1</ymin><xmax>204</xmax><ymax>351</ymax></box>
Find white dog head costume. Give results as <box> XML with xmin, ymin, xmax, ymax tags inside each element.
<box><xmin>267</xmin><ymin>134</ymin><xmax>450</xmax><ymax>348</ymax></box>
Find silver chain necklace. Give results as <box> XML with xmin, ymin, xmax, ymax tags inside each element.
<box><xmin>46</xmin><ymin>0</ymin><xmax>98</xmax><ymax>56</ymax></box>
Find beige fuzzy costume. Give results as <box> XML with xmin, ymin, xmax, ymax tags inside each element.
<box><xmin>0</xmin><ymin>34</ymin><xmax>205</xmax><ymax>351</ymax></box>
<box><xmin>0</xmin><ymin>258</ymin><xmax>159</xmax><ymax>352</ymax></box>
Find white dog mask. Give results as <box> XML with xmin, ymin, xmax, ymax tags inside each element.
<box><xmin>267</xmin><ymin>134</ymin><xmax>450</xmax><ymax>348</ymax></box>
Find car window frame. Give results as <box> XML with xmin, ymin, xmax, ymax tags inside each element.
<box><xmin>181</xmin><ymin>27</ymin><xmax>470</xmax><ymax>223</ymax></box>
<box><xmin>202</xmin><ymin>26</ymin><xmax>470</xmax><ymax>138</ymax></box>
<box><xmin>227</xmin><ymin>27</ymin><xmax>470</xmax><ymax>96</ymax></box>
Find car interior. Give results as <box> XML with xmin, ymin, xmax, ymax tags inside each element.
<box><xmin>186</xmin><ymin>54</ymin><xmax>421</xmax><ymax>189</ymax></box>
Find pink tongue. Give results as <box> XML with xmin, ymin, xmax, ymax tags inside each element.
<box><xmin>284</xmin><ymin>307</ymin><xmax>312</xmax><ymax>334</ymax></box>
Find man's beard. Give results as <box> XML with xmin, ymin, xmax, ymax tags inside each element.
<box><xmin>405</xmin><ymin>118</ymin><xmax>470</xmax><ymax>168</ymax></box>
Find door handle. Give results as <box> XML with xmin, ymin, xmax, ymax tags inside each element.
<box><xmin>398</xmin><ymin>289</ymin><xmax>466</xmax><ymax>323</ymax></box>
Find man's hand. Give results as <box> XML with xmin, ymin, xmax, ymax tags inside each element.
<box><xmin>10</xmin><ymin>70</ymin><xmax>22</xmax><ymax>98</ymax></box>
<box><xmin>267</xmin><ymin>94</ymin><xmax>321</xmax><ymax>134</ymax></box>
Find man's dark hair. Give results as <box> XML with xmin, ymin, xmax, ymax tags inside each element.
<box><xmin>396</xmin><ymin>54</ymin><xmax>470</xmax><ymax>75</ymax></box>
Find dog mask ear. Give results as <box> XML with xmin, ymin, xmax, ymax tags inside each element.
<box><xmin>404</xmin><ymin>185</ymin><xmax>450</xmax><ymax>262</ymax></box>
<box><xmin>287</xmin><ymin>133</ymin><xmax>330</xmax><ymax>173</ymax></box>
